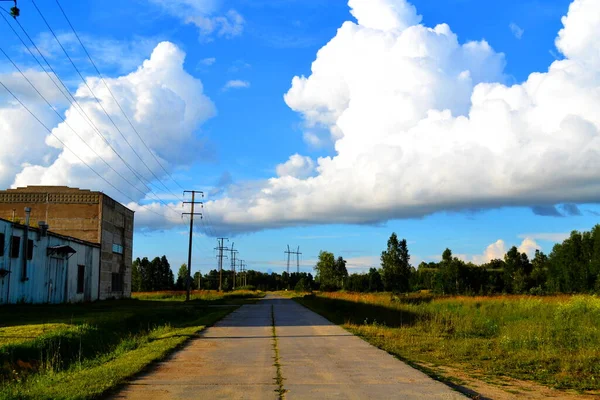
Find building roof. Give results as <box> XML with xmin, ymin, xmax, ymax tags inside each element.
<box><xmin>0</xmin><ymin>217</ymin><xmax>101</xmax><ymax>248</ymax></box>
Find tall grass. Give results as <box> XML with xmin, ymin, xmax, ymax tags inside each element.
<box><xmin>297</xmin><ymin>293</ymin><xmax>600</xmax><ymax>391</ymax></box>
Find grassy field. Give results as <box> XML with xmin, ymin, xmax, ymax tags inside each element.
<box><xmin>296</xmin><ymin>292</ymin><xmax>600</xmax><ymax>394</ymax></box>
<box><xmin>0</xmin><ymin>290</ymin><xmax>264</xmax><ymax>400</ymax></box>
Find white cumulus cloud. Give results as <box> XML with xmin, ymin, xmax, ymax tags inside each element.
<box><xmin>148</xmin><ymin>0</ymin><xmax>244</xmax><ymax>41</ymax></box>
<box><xmin>1</xmin><ymin>42</ymin><xmax>216</xmax><ymax>231</ymax></box>
<box><xmin>276</xmin><ymin>154</ymin><xmax>315</xmax><ymax>179</ymax></box>
<box><xmin>223</xmin><ymin>80</ymin><xmax>250</xmax><ymax>90</ymax></box>
<box><xmin>461</xmin><ymin>237</ymin><xmax>541</xmax><ymax>264</ymax></box>
<box><xmin>200</xmin><ymin>0</ymin><xmax>600</xmax><ymax>235</ymax></box>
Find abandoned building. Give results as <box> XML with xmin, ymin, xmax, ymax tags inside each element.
<box><xmin>0</xmin><ymin>216</ymin><xmax>100</xmax><ymax>304</ymax></box>
<box><xmin>0</xmin><ymin>186</ymin><xmax>134</xmax><ymax>300</ymax></box>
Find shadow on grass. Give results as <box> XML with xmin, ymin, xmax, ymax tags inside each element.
<box><xmin>0</xmin><ymin>299</ymin><xmax>242</xmax><ymax>383</ymax></box>
<box><xmin>296</xmin><ymin>294</ymin><xmax>423</xmax><ymax>328</ymax></box>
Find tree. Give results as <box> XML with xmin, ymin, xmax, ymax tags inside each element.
<box><xmin>176</xmin><ymin>263</ymin><xmax>188</xmax><ymax>290</ymax></box>
<box><xmin>315</xmin><ymin>251</ymin><xmax>342</xmax><ymax>291</ymax></box>
<box><xmin>503</xmin><ymin>247</ymin><xmax>532</xmax><ymax>293</ymax></box>
<box><xmin>193</xmin><ymin>272</ymin><xmax>201</xmax><ymax>290</ymax></box>
<box><xmin>334</xmin><ymin>256</ymin><xmax>348</xmax><ymax>289</ymax></box>
<box><xmin>132</xmin><ymin>258</ymin><xmax>142</xmax><ymax>292</ymax></box>
<box><xmin>367</xmin><ymin>268</ymin><xmax>383</xmax><ymax>292</ymax></box>
<box><xmin>381</xmin><ymin>233</ymin><xmax>411</xmax><ymax>292</ymax></box>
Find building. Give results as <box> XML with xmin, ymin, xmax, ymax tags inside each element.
<box><xmin>0</xmin><ymin>217</ymin><xmax>100</xmax><ymax>304</ymax></box>
<box><xmin>0</xmin><ymin>186</ymin><xmax>134</xmax><ymax>300</ymax></box>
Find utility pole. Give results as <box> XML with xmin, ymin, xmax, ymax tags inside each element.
<box><xmin>285</xmin><ymin>245</ymin><xmax>291</xmax><ymax>275</ymax></box>
<box><xmin>183</xmin><ymin>190</ymin><xmax>203</xmax><ymax>302</ymax></box>
<box><xmin>285</xmin><ymin>245</ymin><xmax>302</xmax><ymax>274</ymax></box>
<box><xmin>215</xmin><ymin>238</ymin><xmax>229</xmax><ymax>292</ymax></box>
<box><xmin>230</xmin><ymin>243</ymin><xmax>238</xmax><ymax>290</ymax></box>
<box><xmin>296</xmin><ymin>246</ymin><xmax>302</xmax><ymax>274</ymax></box>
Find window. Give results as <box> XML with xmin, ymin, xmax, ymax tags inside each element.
<box><xmin>112</xmin><ymin>244</ymin><xmax>123</xmax><ymax>255</ymax></box>
<box><xmin>0</xmin><ymin>233</ymin><xmax>4</xmax><ymax>257</ymax></box>
<box><xmin>10</xmin><ymin>236</ymin><xmax>20</xmax><ymax>258</ymax></box>
<box><xmin>77</xmin><ymin>265</ymin><xmax>85</xmax><ymax>294</ymax></box>
<box><xmin>27</xmin><ymin>239</ymin><xmax>33</xmax><ymax>260</ymax></box>
<box><xmin>111</xmin><ymin>272</ymin><xmax>123</xmax><ymax>292</ymax></box>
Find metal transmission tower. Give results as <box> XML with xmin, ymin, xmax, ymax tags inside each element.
<box><xmin>230</xmin><ymin>243</ymin><xmax>238</xmax><ymax>290</ymax></box>
<box><xmin>215</xmin><ymin>238</ymin><xmax>229</xmax><ymax>292</ymax></box>
<box><xmin>285</xmin><ymin>245</ymin><xmax>302</xmax><ymax>274</ymax></box>
<box><xmin>295</xmin><ymin>246</ymin><xmax>302</xmax><ymax>273</ymax></box>
<box><xmin>183</xmin><ymin>191</ymin><xmax>203</xmax><ymax>302</ymax></box>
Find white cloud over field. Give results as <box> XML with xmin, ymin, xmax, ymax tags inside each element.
<box><xmin>0</xmin><ymin>42</ymin><xmax>215</xmax><ymax>220</ymax></box>
<box><xmin>3</xmin><ymin>0</ymin><xmax>600</xmax><ymax>235</ymax></box>
<box><xmin>202</xmin><ymin>0</ymin><xmax>600</xmax><ymax>234</ymax></box>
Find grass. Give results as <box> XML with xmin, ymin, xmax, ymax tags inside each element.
<box><xmin>295</xmin><ymin>292</ymin><xmax>600</xmax><ymax>393</ymax></box>
<box><xmin>271</xmin><ymin>305</ymin><xmax>286</xmax><ymax>399</ymax></box>
<box><xmin>0</xmin><ymin>290</ymin><xmax>264</xmax><ymax>400</ymax></box>
<box><xmin>132</xmin><ymin>289</ymin><xmax>266</xmax><ymax>303</ymax></box>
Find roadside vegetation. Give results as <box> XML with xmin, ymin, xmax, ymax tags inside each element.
<box><xmin>296</xmin><ymin>292</ymin><xmax>600</xmax><ymax>394</ymax></box>
<box><xmin>0</xmin><ymin>290</ymin><xmax>263</xmax><ymax>400</ymax></box>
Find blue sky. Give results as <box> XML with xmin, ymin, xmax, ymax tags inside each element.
<box><xmin>1</xmin><ymin>0</ymin><xmax>599</xmax><ymax>276</ymax></box>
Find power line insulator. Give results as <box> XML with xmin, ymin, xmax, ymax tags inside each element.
<box><xmin>8</xmin><ymin>0</ymin><xmax>19</xmax><ymax>19</ymax></box>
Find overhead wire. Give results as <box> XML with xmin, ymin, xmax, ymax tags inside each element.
<box><xmin>30</xmin><ymin>0</ymin><xmax>182</xmax><ymax>201</ymax></box>
<box><xmin>42</xmin><ymin>0</ymin><xmax>223</xmax><ymax>238</ymax></box>
<box><xmin>0</xmin><ymin>79</ymin><xmax>169</xmax><ymax>219</ymax></box>
<box><xmin>54</xmin><ymin>0</ymin><xmax>186</xmax><ymax>193</ymax></box>
<box><xmin>2</xmin><ymin>3</ymin><xmax>222</xmax><ymax>237</ymax></box>
<box><xmin>0</xmin><ymin>22</ymin><xmax>182</xmax><ymax>220</ymax></box>
<box><xmin>51</xmin><ymin>0</ymin><xmax>225</xmax><ymax>239</ymax></box>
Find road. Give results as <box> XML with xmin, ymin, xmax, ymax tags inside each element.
<box><xmin>112</xmin><ymin>294</ymin><xmax>465</xmax><ymax>399</ymax></box>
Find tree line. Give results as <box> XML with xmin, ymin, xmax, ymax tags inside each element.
<box><xmin>132</xmin><ymin>255</ymin><xmax>315</xmax><ymax>292</ymax></box>
<box><xmin>317</xmin><ymin>226</ymin><xmax>600</xmax><ymax>295</ymax></box>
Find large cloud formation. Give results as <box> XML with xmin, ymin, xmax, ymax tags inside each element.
<box><xmin>204</xmin><ymin>0</ymin><xmax>600</xmax><ymax>233</ymax></box>
<box><xmin>1</xmin><ymin>42</ymin><xmax>215</xmax><ymax>227</ymax></box>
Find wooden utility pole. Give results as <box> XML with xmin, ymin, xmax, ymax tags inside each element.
<box><xmin>230</xmin><ymin>243</ymin><xmax>238</xmax><ymax>290</ymax></box>
<box><xmin>215</xmin><ymin>238</ymin><xmax>229</xmax><ymax>292</ymax></box>
<box><xmin>183</xmin><ymin>190</ymin><xmax>203</xmax><ymax>302</ymax></box>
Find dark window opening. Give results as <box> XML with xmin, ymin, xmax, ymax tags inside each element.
<box><xmin>27</xmin><ymin>239</ymin><xmax>33</xmax><ymax>260</ymax></box>
<box><xmin>10</xmin><ymin>236</ymin><xmax>20</xmax><ymax>258</ymax></box>
<box><xmin>77</xmin><ymin>265</ymin><xmax>85</xmax><ymax>294</ymax></box>
<box><xmin>111</xmin><ymin>272</ymin><xmax>123</xmax><ymax>292</ymax></box>
<box><xmin>0</xmin><ymin>233</ymin><xmax>4</xmax><ymax>257</ymax></box>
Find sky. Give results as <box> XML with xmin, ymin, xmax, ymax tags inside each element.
<box><xmin>1</xmin><ymin>0</ymin><xmax>599</xmax><ymax>276</ymax></box>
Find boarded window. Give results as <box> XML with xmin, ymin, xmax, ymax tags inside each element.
<box><xmin>0</xmin><ymin>233</ymin><xmax>4</xmax><ymax>257</ymax></box>
<box><xmin>112</xmin><ymin>244</ymin><xmax>123</xmax><ymax>255</ymax></box>
<box><xmin>77</xmin><ymin>265</ymin><xmax>85</xmax><ymax>294</ymax></box>
<box><xmin>27</xmin><ymin>239</ymin><xmax>33</xmax><ymax>260</ymax></box>
<box><xmin>111</xmin><ymin>272</ymin><xmax>123</xmax><ymax>292</ymax></box>
<box><xmin>10</xmin><ymin>236</ymin><xmax>20</xmax><ymax>258</ymax></box>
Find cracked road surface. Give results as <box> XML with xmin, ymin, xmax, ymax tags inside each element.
<box><xmin>111</xmin><ymin>294</ymin><xmax>465</xmax><ymax>399</ymax></box>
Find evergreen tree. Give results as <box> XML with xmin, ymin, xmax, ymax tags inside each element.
<box><xmin>381</xmin><ymin>233</ymin><xmax>411</xmax><ymax>292</ymax></box>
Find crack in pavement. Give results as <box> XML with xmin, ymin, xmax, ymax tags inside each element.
<box><xmin>271</xmin><ymin>304</ymin><xmax>287</xmax><ymax>399</ymax></box>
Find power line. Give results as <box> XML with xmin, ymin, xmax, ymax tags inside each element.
<box><xmin>0</xmin><ymin>56</ymin><xmax>184</xmax><ymax>223</ymax></box>
<box><xmin>0</xmin><ymin>13</ymin><xmax>163</xmax><ymax>199</ymax></box>
<box><xmin>54</xmin><ymin>0</ymin><xmax>186</xmax><ymax>193</ymax></box>
<box><xmin>30</xmin><ymin>0</ymin><xmax>181</xmax><ymax>201</ymax></box>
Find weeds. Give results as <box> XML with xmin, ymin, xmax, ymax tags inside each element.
<box><xmin>297</xmin><ymin>293</ymin><xmax>600</xmax><ymax>392</ymax></box>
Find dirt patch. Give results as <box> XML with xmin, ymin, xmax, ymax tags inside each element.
<box><xmin>420</xmin><ymin>363</ymin><xmax>600</xmax><ymax>400</ymax></box>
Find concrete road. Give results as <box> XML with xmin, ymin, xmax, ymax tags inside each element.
<box><xmin>112</xmin><ymin>295</ymin><xmax>465</xmax><ymax>399</ymax></box>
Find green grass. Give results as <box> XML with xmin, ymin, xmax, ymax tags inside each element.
<box><xmin>296</xmin><ymin>292</ymin><xmax>600</xmax><ymax>393</ymax></box>
<box><xmin>0</xmin><ymin>290</ymin><xmax>264</xmax><ymax>399</ymax></box>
